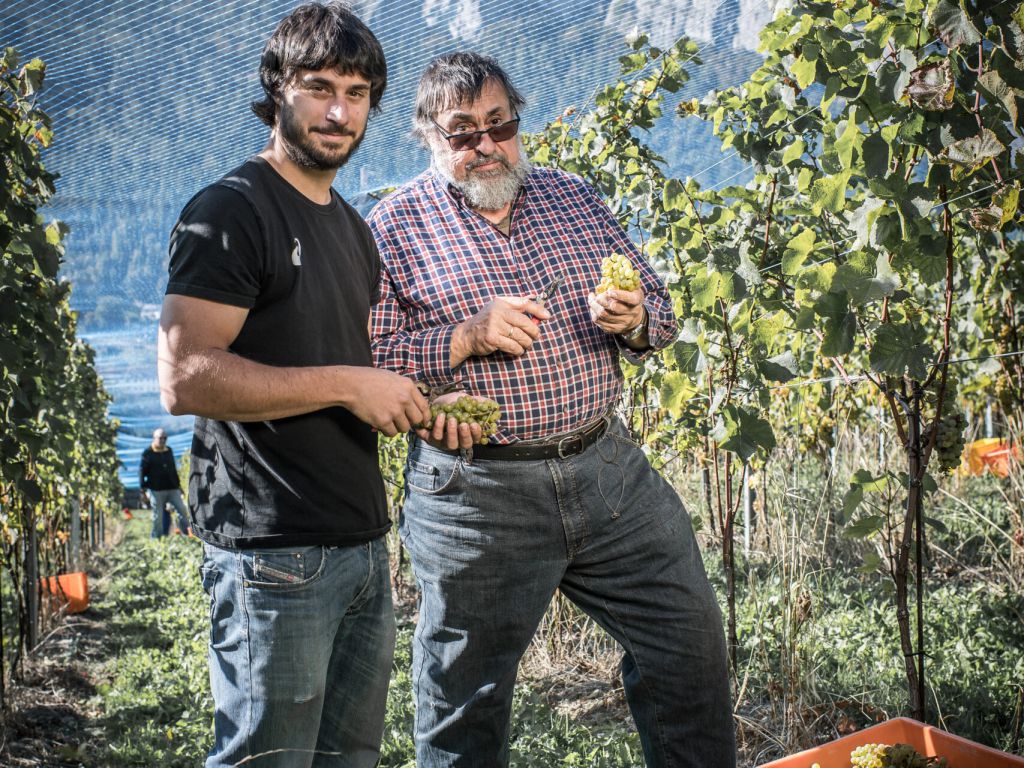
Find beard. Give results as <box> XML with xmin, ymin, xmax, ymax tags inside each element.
<box><xmin>277</xmin><ymin>102</ymin><xmax>364</xmax><ymax>171</ymax></box>
<box><xmin>433</xmin><ymin>138</ymin><xmax>532</xmax><ymax>210</ymax></box>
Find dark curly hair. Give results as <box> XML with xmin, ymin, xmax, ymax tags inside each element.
<box><xmin>251</xmin><ymin>2</ymin><xmax>387</xmax><ymax>127</ymax></box>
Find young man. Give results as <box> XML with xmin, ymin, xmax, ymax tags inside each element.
<box><xmin>138</xmin><ymin>427</ymin><xmax>190</xmax><ymax>537</ymax></box>
<box><xmin>157</xmin><ymin>4</ymin><xmax>431</xmax><ymax>766</ymax></box>
<box><xmin>369</xmin><ymin>53</ymin><xmax>735</xmax><ymax>768</ymax></box>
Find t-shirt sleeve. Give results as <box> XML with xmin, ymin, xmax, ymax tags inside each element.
<box><xmin>166</xmin><ymin>185</ymin><xmax>264</xmax><ymax>308</ymax></box>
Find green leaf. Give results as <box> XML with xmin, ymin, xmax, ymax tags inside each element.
<box><xmin>832</xmin><ymin>252</ymin><xmax>901</xmax><ymax>304</ymax></box>
<box><xmin>843</xmin><ymin>514</ymin><xmax>886</xmax><ymax>539</ymax></box>
<box><xmin>937</xmin><ymin>129</ymin><xmax>1004</xmax><ymax>179</ymax></box>
<box><xmin>20</xmin><ymin>58</ymin><xmax>45</xmax><ymax>95</ymax></box>
<box><xmin>810</xmin><ymin>171</ymin><xmax>852</xmax><ymax>214</ymax></box>
<box><xmin>859</xmin><ymin>551</ymin><xmax>882</xmax><ymax>574</ymax></box>
<box><xmin>782</xmin><ymin>228</ymin><xmax>817</xmax><ymax>275</ymax></box>
<box><xmin>869</xmin><ymin>323</ymin><xmax>932</xmax><ymax>380</ymax></box>
<box><xmin>758</xmin><ymin>351</ymin><xmax>798</xmax><ymax>383</ymax></box>
<box><xmin>978</xmin><ymin>71</ymin><xmax>1019</xmax><ymax>129</ymax></box>
<box><xmin>781</xmin><ymin>138</ymin><xmax>806</xmax><ymax>167</ymax></box>
<box><xmin>834</xmin><ymin>112</ymin><xmax>864</xmax><ymax>171</ymax></box>
<box><xmin>862</xmin><ymin>133</ymin><xmax>891</xmax><ymax>178</ymax></box>
<box><xmin>842</xmin><ymin>484</ymin><xmax>864</xmax><ymax>520</ymax></box>
<box><xmin>659</xmin><ymin>371</ymin><xmax>697</xmax><ymax>417</ymax></box>
<box><xmin>712</xmin><ymin>404</ymin><xmax>776</xmax><ymax>462</ymax></box>
<box><xmin>690</xmin><ymin>270</ymin><xmax>734</xmax><ymax>311</ymax></box>
<box><xmin>929</xmin><ymin>0</ymin><xmax>982</xmax><ymax>49</ymax></box>
<box><xmin>663</xmin><ymin>178</ymin><xmax>686</xmax><ymax>211</ymax></box>
<box><xmin>791</xmin><ymin>55</ymin><xmax>818</xmax><ymax>90</ymax></box>
<box><xmin>672</xmin><ymin>340</ymin><xmax>705</xmax><ymax>375</ymax></box>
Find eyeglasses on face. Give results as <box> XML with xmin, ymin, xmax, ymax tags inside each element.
<box><xmin>431</xmin><ymin>114</ymin><xmax>521</xmax><ymax>151</ymax></box>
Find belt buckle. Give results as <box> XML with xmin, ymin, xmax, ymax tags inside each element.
<box><xmin>557</xmin><ymin>433</ymin><xmax>584</xmax><ymax>459</ymax></box>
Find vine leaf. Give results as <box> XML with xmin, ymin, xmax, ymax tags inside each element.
<box><xmin>711</xmin><ymin>404</ymin><xmax>776</xmax><ymax>462</ymax></box>
<box><xmin>869</xmin><ymin>322</ymin><xmax>931</xmax><ymax>380</ymax></box>
<box><xmin>757</xmin><ymin>351</ymin><xmax>798</xmax><ymax>383</ymax></box>
<box><xmin>906</xmin><ymin>60</ymin><xmax>954</xmax><ymax>111</ymax></box>
<box><xmin>783</xmin><ymin>228</ymin><xmax>816</xmax><ymax>274</ymax></box>
<box><xmin>833</xmin><ymin>252</ymin><xmax>901</xmax><ymax>304</ymax></box>
<box><xmin>937</xmin><ymin>129</ymin><xmax>1004</xmax><ymax>180</ymax></box>
<box><xmin>929</xmin><ymin>0</ymin><xmax>982</xmax><ymax>49</ymax></box>
<box><xmin>810</xmin><ymin>171</ymin><xmax>852</xmax><ymax>214</ymax></box>
<box><xmin>659</xmin><ymin>371</ymin><xmax>698</xmax><ymax>417</ymax></box>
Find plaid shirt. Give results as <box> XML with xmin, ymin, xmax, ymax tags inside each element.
<box><xmin>368</xmin><ymin>167</ymin><xmax>678</xmax><ymax>443</ymax></box>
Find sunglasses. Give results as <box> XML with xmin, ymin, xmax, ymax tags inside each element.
<box><xmin>431</xmin><ymin>114</ymin><xmax>521</xmax><ymax>151</ymax></box>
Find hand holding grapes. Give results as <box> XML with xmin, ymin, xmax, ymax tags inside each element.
<box><xmin>588</xmin><ymin>253</ymin><xmax>646</xmax><ymax>337</ymax></box>
<box><xmin>424</xmin><ymin>392</ymin><xmax>501</xmax><ymax>450</ymax></box>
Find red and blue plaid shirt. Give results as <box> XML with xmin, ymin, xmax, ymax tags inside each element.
<box><xmin>368</xmin><ymin>167</ymin><xmax>678</xmax><ymax>443</ymax></box>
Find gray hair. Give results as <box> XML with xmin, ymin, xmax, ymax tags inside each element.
<box><xmin>412</xmin><ymin>52</ymin><xmax>525</xmax><ymax>144</ymax></box>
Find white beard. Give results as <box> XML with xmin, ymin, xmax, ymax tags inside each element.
<box><xmin>433</xmin><ymin>137</ymin><xmax>532</xmax><ymax>211</ymax></box>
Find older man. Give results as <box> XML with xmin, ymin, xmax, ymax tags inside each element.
<box><xmin>369</xmin><ymin>53</ymin><xmax>735</xmax><ymax>768</ymax></box>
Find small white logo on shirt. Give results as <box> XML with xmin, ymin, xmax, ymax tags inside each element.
<box><xmin>291</xmin><ymin>238</ymin><xmax>302</xmax><ymax>266</ymax></box>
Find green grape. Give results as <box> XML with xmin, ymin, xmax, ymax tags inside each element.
<box><xmin>429</xmin><ymin>395</ymin><xmax>502</xmax><ymax>444</ymax></box>
<box><xmin>849</xmin><ymin>742</ymin><xmax>947</xmax><ymax>768</ymax></box>
<box><xmin>597</xmin><ymin>252</ymin><xmax>640</xmax><ymax>293</ymax></box>
<box><xmin>851</xmin><ymin>743</ymin><xmax>889</xmax><ymax>768</ymax></box>
<box><xmin>926</xmin><ymin>377</ymin><xmax>966</xmax><ymax>473</ymax></box>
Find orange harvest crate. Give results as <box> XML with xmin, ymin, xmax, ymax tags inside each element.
<box><xmin>759</xmin><ymin>717</ymin><xmax>1024</xmax><ymax>768</ymax></box>
<box><xmin>40</xmin><ymin>571</ymin><xmax>89</xmax><ymax>613</ymax></box>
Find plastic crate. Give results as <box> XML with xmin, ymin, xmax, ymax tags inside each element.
<box><xmin>40</xmin><ymin>571</ymin><xmax>89</xmax><ymax>613</ymax></box>
<box><xmin>759</xmin><ymin>717</ymin><xmax>1024</xmax><ymax>768</ymax></box>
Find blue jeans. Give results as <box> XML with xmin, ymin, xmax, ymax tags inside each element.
<box><xmin>199</xmin><ymin>537</ymin><xmax>396</xmax><ymax>768</ymax></box>
<box><xmin>401</xmin><ymin>419</ymin><xmax>735</xmax><ymax>768</ymax></box>
<box><xmin>150</xmin><ymin>488</ymin><xmax>190</xmax><ymax>537</ymax></box>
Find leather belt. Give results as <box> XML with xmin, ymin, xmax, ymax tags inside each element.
<box><xmin>436</xmin><ymin>415</ymin><xmax>610</xmax><ymax>461</ymax></box>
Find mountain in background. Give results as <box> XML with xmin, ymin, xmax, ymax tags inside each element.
<box><xmin>2</xmin><ymin>0</ymin><xmax>774</xmax><ymax>484</ymax></box>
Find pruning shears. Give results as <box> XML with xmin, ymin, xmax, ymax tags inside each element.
<box><xmin>529</xmin><ymin>273</ymin><xmax>566</xmax><ymax>325</ymax></box>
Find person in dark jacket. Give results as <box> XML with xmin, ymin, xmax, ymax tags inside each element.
<box><xmin>138</xmin><ymin>428</ymin><xmax>190</xmax><ymax>537</ymax></box>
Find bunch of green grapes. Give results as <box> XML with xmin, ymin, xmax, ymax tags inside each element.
<box><xmin>596</xmin><ymin>252</ymin><xmax>640</xmax><ymax>293</ymax></box>
<box><xmin>849</xmin><ymin>742</ymin><xmax>947</xmax><ymax>768</ymax></box>
<box><xmin>429</xmin><ymin>396</ymin><xmax>501</xmax><ymax>443</ymax></box>
<box><xmin>851</xmin><ymin>743</ymin><xmax>889</xmax><ymax>768</ymax></box>
<box><xmin>927</xmin><ymin>377</ymin><xmax>967</xmax><ymax>473</ymax></box>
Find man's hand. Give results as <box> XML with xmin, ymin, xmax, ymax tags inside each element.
<box><xmin>588</xmin><ymin>287</ymin><xmax>646</xmax><ymax>336</ymax></box>
<box><xmin>339</xmin><ymin>368</ymin><xmax>433</xmax><ymax>437</ymax></box>
<box><xmin>450</xmin><ymin>296</ymin><xmax>551</xmax><ymax>367</ymax></box>
<box><xmin>423</xmin><ymin>391</ymin><xmax>488</xmax><ymax>450</ymax></box>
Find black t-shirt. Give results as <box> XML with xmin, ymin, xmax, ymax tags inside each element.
<box><xmin>166</xmin><ymin>157</ymin><xmax>388</xmax><ymax>549</ymax></box>
<box><xmin>139</xmin><ymin>447</ymin><xmax>180</xmax><ymax>491</ymax></box>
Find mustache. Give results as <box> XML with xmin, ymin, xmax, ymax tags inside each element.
<box><xmin>309</xmin><ymin>126</ymin><xmax>358</xmax><ymax>137</ymax></box>
<box><xmin>466</xmin><ymin>153</ymin><xmax>511</xmax><ymax>171</ymax></box>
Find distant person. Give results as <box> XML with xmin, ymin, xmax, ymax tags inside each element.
<box><xmin>138</xmin><ymin>428</ymin><xmax>190</xmax><ymax>537</ymax></box>
<box><xmin>156</xmin><ymin>3</ymin><xmax>430</xmax><ymax>767</ymax></box>
<box><xmin>369</xmin><ymin>52</ymin><xmax>734</xmax><ymax>768</ymax></box>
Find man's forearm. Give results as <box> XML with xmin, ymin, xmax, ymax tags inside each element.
<box><xmin>159</xmin><ymin>346</ymin><xmax>357</xmax><ymax>421</ymax></box>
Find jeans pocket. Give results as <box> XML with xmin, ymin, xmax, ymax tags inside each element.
<box><xmin>243</xmin><ymin>546</ymin><xmax>326</xmax><ymax>590</ymax></box>
<box><xmin>405</xmin><ymin>454</ymin><xmax>462</xmax><ymax>495</ymax></box>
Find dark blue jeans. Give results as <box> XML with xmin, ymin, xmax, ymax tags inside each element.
<box><xmin>199</xmin><ymin>538</ymin><xmax>395</xmax><ymax>768</ymax></box>
<box><xmin>401</xmin><ymin>419</ymin><xmax>735</xmax><ymax>768</ymax></box>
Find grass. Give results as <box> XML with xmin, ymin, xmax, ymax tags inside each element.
<box><xmin>3</xmin><ymin>440</ymin><xmax>1022</xmax><ymax>767</ymax></box>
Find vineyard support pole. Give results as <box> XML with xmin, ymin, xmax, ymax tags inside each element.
<box><xmin>70</xmin><ymin>498</ymin><xmax>81</xmax><ymax>571</ymax></box>
<box><xmin>742</xmin><ymin>464</ymin><xmax>751</xmax><ymax>555</ymax></box>
<box><xmin>24</xmin><ymin>513</ymin><xmax>39</xmax><ymax>652</ymax></box>
<box><xmin>985</xmin><ymin>398</ymin><xmax>994</xmax><ymax>438</ymax></box>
